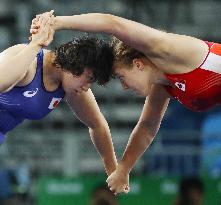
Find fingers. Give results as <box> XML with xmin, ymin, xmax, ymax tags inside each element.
<box><xmin>30</xmin><ymin>10</ymin><xmax>54</xmax><ymax>34</ymax></box>
<box><xmin>30</xmin><ymin>19</ymin><xmax>40</xmax><ymax>35</ymax></box>
<box><xmin>35</xmin><ymin>10</ymin><xmax>54</xmax><ymax>20</ymax></box>
<box><xmin>108</xmin><ymin>184</ymin><xmax>128</xmax><ymax>195</ymax></box>
<box><xmin>34</xmin><ymin>13</ymin><xmax>52</xmax><ymax>33</ymax></box>
<box><xmin>107</xmin><ymin>179</ymin><xmax>129</xmax><ymax>195</ymax></box>
<box><xmin>106</xmin><ymin>170</ymin><xmax>130</xmax><ymax>195</ymax></box>
<box><xmin>42</xmin><ymin>23</ymin><xmax>55</xmax><ymax>46</ymax></box>
<box><xmin>30</xmin><ymin>18</ymin><xmax>54</xmax><ymax>46</ymax></box>
<box><xmin>40</xmin><ymin>13</ymin><xmax>51</xmax><ymax>28</ymax></box>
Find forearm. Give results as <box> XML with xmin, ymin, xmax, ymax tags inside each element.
<box><xmin>89</xmin><ymin>124</ymin><xmax>117</xmax><ymax>176</ymax></box>
<box><xmin>0</xmin><ymin>42</ymin><xmax>41</xmax><ymax>92</ymax></box>
<box><xmin>54</xmin><ymin>14</ymin><xmax>115</xmax><ymax>34</ymax></box>
<box><xmin>120</xmin><ymin>122</ymin><xmax>157</xmax><ymax>173</ymax></box>
<box><xmin>54</xmin><ymin>13</ymin><xmax>168</xmax><ymax>56</ymax></box>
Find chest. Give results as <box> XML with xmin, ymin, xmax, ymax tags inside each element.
<box><xmin>165</xmin><ymin>68</ymin><xmax>221</xmax><ymax>111</ymax></box>
<box><xmin>0</xmin><ymin>84</ymin><xmax>64</xmax><ymax>120</ymax></box>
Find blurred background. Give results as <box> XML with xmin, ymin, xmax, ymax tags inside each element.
<box><xmin>0</xmin><ymin>0</ymin><xmax>221</xmax><ymax>204</ymax></box>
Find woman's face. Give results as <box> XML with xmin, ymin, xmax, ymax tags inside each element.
<box><xmin>113</xmin><ymin>59</ymin><xmax>157</xmax><ymax>96</ymax></box>
<box><xmin>62</xmin><ymin>68</ymin><xmax>95</xmax><ymax>95</ymax></box>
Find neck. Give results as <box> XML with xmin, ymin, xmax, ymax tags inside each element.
<box><xmin>44</xmin><ymin>51</ymin><xmax>62</xmax><ymax>84</ymax></box>
<box><xmin>153</xmin><ymin>70</ymin><xmax>171</xmax><ymax>85</ymax></box>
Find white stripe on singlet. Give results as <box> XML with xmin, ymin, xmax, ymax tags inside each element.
<box><xmin>201</xmin><ymin>52</ymin><xmax>221</xmax><ymax>74</ymax></box>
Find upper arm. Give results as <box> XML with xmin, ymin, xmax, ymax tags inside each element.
<box><xmin>65</xmin><ymin>89</ymin><xmax>106</xmax><ymax>128</ymax></box>
<box><xmin>0</xmin><ymin>44</ymin><xmax>27</xmax><ymax>63</ymax></box>
<box><xmin>110</xmin><ymin>15</ymin><xmax>168</xmax><ymax>56</ymax></box>
<box><xmin>111</xmin><ymin>15</ymin><xmax>208</xmax><ymax>71</ymax></box>
<box><xmin>0</xmin><ymin>44</ymin><xmax>29</xmax><ymax>92</ymax></box>
<box><xmin>138</xmin><ymin>84</ymin><xmax>170</xmax><ymax>134</ymax></box>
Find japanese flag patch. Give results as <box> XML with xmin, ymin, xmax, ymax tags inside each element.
<box><xmin>48</xmin><ymin>97</ymin><xmax>62</xmax><ymax>109</ymax></box>
<box><xmin>175</xmin><ymin>82</ymin><xmax>186</xmax><ymax>92</ymax></box>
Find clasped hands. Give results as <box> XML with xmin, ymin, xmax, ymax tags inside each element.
<box><xmin>106</xmin><ymin>164</ymin><xmax>130</xmax><ymax>195</ymax></box>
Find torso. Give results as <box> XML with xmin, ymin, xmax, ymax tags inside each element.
<box><xmin>0</xmin><ymin>49</ymin><xmax>65</xmax><ymax>134</ymax></box>
<box><xmin>164</xmin><ymin>41</ymin><xmax>221</xmax><ymax>111</ymax></box>
<box><xmin>17</xmin><ymin>50</ymin><xmax>61</xmax><ymax>92</ymax></box>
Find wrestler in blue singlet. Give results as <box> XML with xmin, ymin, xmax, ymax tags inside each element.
<box><xmin>0</xmin><ymin>49</ymin><xmax>65</xmax><ymax>143</ymax></box>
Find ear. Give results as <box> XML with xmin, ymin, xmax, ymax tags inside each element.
<box><xmin>133</xmin><ymin>58</ymin><xmax>144</xmax><ymax>70</ymax></box>
<box><xmin>54</xmin><ymin>62</ymin><xmax>61</xmax><ymax>69</ymax></box>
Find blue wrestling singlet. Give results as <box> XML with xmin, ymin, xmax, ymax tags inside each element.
<box><xmin>0</xmin><ymin>49</ymin><xmax>65</xmax><ymax>143</ymax></box>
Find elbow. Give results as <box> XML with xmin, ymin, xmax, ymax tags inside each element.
<box><xmin>100</xmin><ymin>14</ymin><xmax>121</xmax><ymax>35</ymax></box>
<box><xmin>88</xmin><ymin>117</ymin><xmax>109</xmax><ymax>131</ymax></box>
<box><xmin>0</xmin><ymin>81</ymin><xmax>11</xmax><ymax>93</ymax></box>
<box><xmin>0</xmin><ymin>85</ymin><xmax>6</xmax><ymax>93</ymax></box>
<box><xmin>0</xmin><ymin>70</ymin><xmax>27</xmax><ymax>93</ymax></box>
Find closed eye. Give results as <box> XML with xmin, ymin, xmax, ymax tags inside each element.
<box><xmin>114</xmin><ymin>74</ymin><xmax>124</xmax><ymax>80</ymax></box>
<box><xmin>87</xmin><ymin>75</ymin><xmax>96</xmax><ymax>83</ymax></box>
<box><xmin>119</xmin><ymin>76</ymin><xmax>124</xmax><ymax>81</ymax></box>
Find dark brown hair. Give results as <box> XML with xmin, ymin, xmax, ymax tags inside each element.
<box><xmin>54</xmin><ymin>36</ymin><xmax>114</xmax><ymax>85</ymax></box>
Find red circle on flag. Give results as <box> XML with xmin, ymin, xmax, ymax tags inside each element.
<box><xmin>53</xmin><ymin>100</ymin><xmax>59</xmax><ymax>108</ymax></box>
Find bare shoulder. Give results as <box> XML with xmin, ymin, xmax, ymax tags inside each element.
<box><xmin>154</xmin><ymin>33</ymin><xmax>208</xmax><ymax>73</ymax></box>
<box><xmin>111</xmin><ymin>15</ymin><xmax>207</xmax><ymax>72</ymax></box>
<box><xmin>167</xmin><ymin>33</ymin><xmax>208</xmax><ymax>59</ymax></box>
<box><xmin>0</xmin><ymin>44</ymin><xmax>27</xmax><ymax>60</ymax></box>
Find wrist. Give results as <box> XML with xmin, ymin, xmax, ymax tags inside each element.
<box><xmin>118</xmin><ymin>161</ymin><xmax>131</xmax><ymax>174</ymax></box>
<box><xmin>53</xmin><ymin>16</ymin><xmax>62</xmax><ymax>31</ymax></box>
<box><xmin>103</xmin><ymin>157</ymin><xmax>118</xmax><ymax>176</ymax></box>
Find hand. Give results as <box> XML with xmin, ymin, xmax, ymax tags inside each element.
<box><xmin>30</xmin><ymin>10</ymin><xmax>55</xmax><ymax>47</ymax></box>
<box><xmin>106</xmin><ymin>164</ymin><xmax>130</xmax><ymax>195</ymax></box>
<box><xmin>30</xmin><ymin>10</ymin><xmax>55</xmax><ymax>35</ymax></box>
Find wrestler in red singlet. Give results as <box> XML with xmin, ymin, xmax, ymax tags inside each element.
<box><xmin>165</xmin><ymin>42</ymin><xmax>221</xmax><ymax>112</ymax></box>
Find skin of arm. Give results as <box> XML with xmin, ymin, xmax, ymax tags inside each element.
<box><xmin>106</xmin><ymin>84</ymin><xmax>170</xmax><ymax>194</ymax></box>
<box><xmin>65</xmin><ymin>88</ymin><xmax>117</xmax><ymax>176</ymax></box>
<box><xmin>120</xmin><ymin>84</ymin><xmax>170</xmax><ymax>173</ymax></box>
<box><xmin>0</xmin><ymin>11</ymin><xmax>54</xmax><ymax>93</ymax></box>
<box><xmin>53</xmin><ymin>13</ymin><xmax>208</xmax><ymax>73</ymax></box>
<box><xmin>0</xmin><ymin>43</ymin><xmax>41</xmax><ymax>92</ymax></box>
